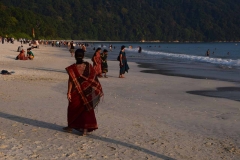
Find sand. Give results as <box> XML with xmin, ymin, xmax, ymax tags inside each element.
<box><xmin>0</xmin><ymin>42</ymin><xmax>240</xmax><ymax>160</ymax></box>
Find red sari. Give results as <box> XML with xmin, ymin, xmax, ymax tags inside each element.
<box><xmin>92</xmin><ymin>53</ymin><xmax>102</xmax><ymax>76</ymax></box>
<box><xmin>17</xmin><ymin>51</ymin><xmax>28</xmax><ymax>60</ymax></box>
<box><xmin>65</xmin><ymin>62</ymin><xmax>103</xmax><ymax>132</ymax></box>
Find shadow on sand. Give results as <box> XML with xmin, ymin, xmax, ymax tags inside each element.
<box><xmin>0</xmin><ymin>112</ymin><xmax>175</xmax><ymax>160</ymax></box>
<box><xmin>187</xmin><ymin>87</ymin><xmax>240</xmax><ymax>102</ymax></box>
<box><xmin>5</xmin><ymin>56</ymin><xmax>17</xmax><ymax>60</ymax></box>
<box><xmin>22</xmin><ymin>67</ymin><xmax>67</xmax><ymax>74</ymax></box>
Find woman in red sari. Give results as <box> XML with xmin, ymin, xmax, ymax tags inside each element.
<box><xmin>92</xmin><ymin>47</ymin><xmax>102</xmax><ymax>78</ymax></box>
<box><xmin>64</xmin><ymin>49</ymin><xmax>103</xmax><ymax>136</ymax></box>
<box><xmin>16</xmin><ymin>49</ymin><xmax>28</xmax><ymax>60</ymax></box>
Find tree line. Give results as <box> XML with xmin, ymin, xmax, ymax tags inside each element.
<box><xmin>0</xmin><ymin>0</ymin><xmax>240</xmax><ymax>42</ymax></box>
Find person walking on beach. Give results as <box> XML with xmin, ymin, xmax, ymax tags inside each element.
<box><xmin>119</xmin><ymin>45</ymin><xmax>129</xmax><ymax>78</ymax></box>
<box><xmin>64</xmin><ymin>49</ymin><xmax>103</xmax><ymax>136</ymax></box>
<box><xmin>101</xmin><ymin>49</ymin><xmax>108</xmax><ymax>78</ymax></box>
<box><xmin>92</xmin><ymin>48</ymin><xmax>102</xmax><ymax>78</ymax></box>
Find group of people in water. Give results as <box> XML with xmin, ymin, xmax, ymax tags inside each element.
<box><xmin>205</xmin><ymin>49</ymin><xmax>231</xmax><ymax>57</ymax></box>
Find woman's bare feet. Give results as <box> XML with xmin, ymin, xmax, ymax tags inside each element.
<box><xmin>119</xmin><ymin>75</ymin><xmax>125</xmax><ymax>78</ymax></box>
<box><xmin>62</xmin><ymin>127</ymin><xmax>73</xmax><ymax>133</ymax></box>
<box><xmin>82</xmin><ymin>129</ymin><xmax>88</xmax><ymax>136</ymax></box>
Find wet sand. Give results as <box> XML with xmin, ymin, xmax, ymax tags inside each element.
<box><xmin>0</xmin><ymin>42</ymin><xmax>240</xmax><ymax>159</ymax></box>
<box><xmin>138</xmin><ymin>62</ymin><xmax>240</xmax><ymax>83</ymax></box>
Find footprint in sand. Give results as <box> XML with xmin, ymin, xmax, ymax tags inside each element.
<box><xmin>34</xmin><ymin>141</ymin><xmax>42</xmax><ymax>144</ymax></box>
<box><xmin>0</xmin><ymin>145</ymin><xmax>8</xmax><ymax>149</ymax></box>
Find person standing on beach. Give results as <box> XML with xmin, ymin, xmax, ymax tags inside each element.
<box><xmin>2</xmin><ymin>36</ymin><xmax>4</xmax><ymax>44</ymax></box>
<box><xmin>119</xmin><ymin>45</ymin><xmax>129</xmax><ymax>78</ymax></box>
<box><xmin>64</xmin><ymin>49</ymin><xmax>103</xmax><ymax>136</ymax></box>
<box><xmin>19</xmin><ymin>38</ymin><xmax>23</xmax><ymax>44</ymax></box>
<box><xmin>92</xmin><ymin>48</ymin><xmax>102</xmax><ymax>78</ymax></box>
<box><xmin>69</xmin><ymin>41</ymin><xmax>75</xmax><ymax>57</ymax></box>
<box><xmin>101</xmin><ymin>49</ymin><xmax>108</xmax><ymax>78</ymax></box>
<box><xmin>36</xmin><ymin>40</ymin><xmax>39</xmax><ymax>48</ymax></box>
<box><xmin>82</xmin><ymin>44</ymin><xmax>86</xmax><ymax>51</ymax></box>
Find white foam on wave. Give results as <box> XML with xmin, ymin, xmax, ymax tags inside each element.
<box><xmin>143</xmin><ymin>50</ymin><xmax>240</xmax><ymax>67</ymax></box>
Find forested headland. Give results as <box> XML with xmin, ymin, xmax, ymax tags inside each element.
<box><xmin>0</xmin><ymin>0</ymin><xmax>240</xmax><ymax>42</ymax></box>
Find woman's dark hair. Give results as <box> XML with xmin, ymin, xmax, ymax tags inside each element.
<box><xmin>95</xmin><ymin>47</ymin><xmax>101</xmax><ymax>54</ymax></box>
<box><xmin>97</xmin><ymin>47</ymin><xmax>101</xmax><ymax>51</ymax></box>
<box><xmin>92</xmin><ymin>47</ymin><xmax>101</xmax><ymax>59</ymax></box>
<box><xmin>75</xmin><ymin>49</ymin><xmax>85</xmax><ymax>64</ymax></box>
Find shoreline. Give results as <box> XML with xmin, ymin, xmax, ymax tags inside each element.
<box><xmin>137</xmin><ymin>62</ymin><xmax>240</xmax><ymax>102</ymax></box>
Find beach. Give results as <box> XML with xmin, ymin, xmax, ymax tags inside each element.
<box><xmin>0</xmin><ymin>42</ymin><xmax>240</xmax><ymax>160</ymax></box>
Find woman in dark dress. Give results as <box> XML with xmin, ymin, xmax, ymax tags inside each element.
<box><xmin>119</xmin><ymin>45</ymin><xmax>129</xmax><ymax>78</ymax></box>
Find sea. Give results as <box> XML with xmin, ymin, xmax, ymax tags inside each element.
<box><xmin>86</xmin><ymin>42</ymin><xmax>240</xmax><ymax>82</ymax></box>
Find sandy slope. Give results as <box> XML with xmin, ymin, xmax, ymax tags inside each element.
<box><xmin>0</xmin><ymin>42</ymin><xmax>240</xmax><ymax>160</ymax></box>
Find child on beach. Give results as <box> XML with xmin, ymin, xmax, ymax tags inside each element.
<box><xmin>101</xmin><ymin>49</ymin><xmax>108</xmax><ymax>78</ymax></box>
<box><xmin>27</xmin><ymin>48</ymin><xmax>34</xmax><ymax>60</ymax></box>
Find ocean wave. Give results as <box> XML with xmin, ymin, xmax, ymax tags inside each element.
<box><xmin>142</xmin><ymin>50</ymin><xmax>240</xmax><ymax>67</ymax></box>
